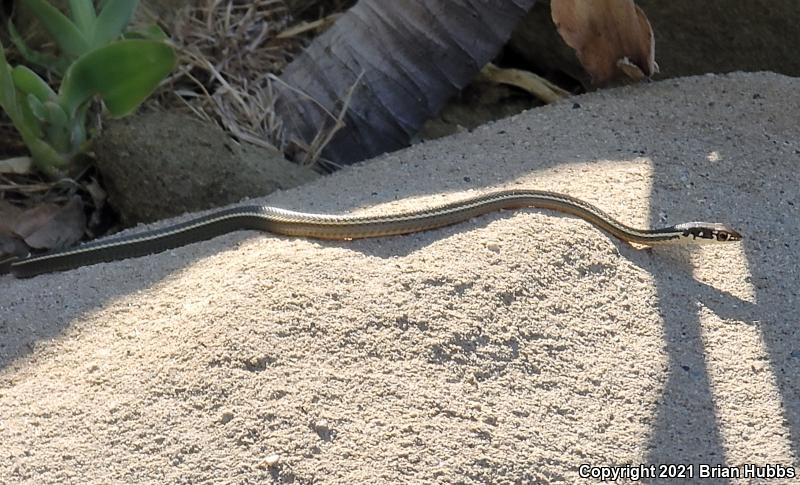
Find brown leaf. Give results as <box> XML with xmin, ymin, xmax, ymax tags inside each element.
<box><xmin>0</xmin><ymin>233</ymin><xmax>29</xmax><ymax>260</ymax></box>
<box><xmin>480</xmin><ymin>63</ymin><xmax>571</xmax><ymax>104</ymax></box>
<box><xmin>0</xmin><ymin>200</ymin><xmax>23</xmax><ymax>234</ymax></box>
<box><xmin>0</xmin><ymin>201</ymin><xmax>27</xmax><ymax>260</ymax></box>
<box><xmin>84</xmin><ymin>177</ymin><xmax>107</xmax><ymax>210</ymax></box>
<box><xmin>552</xmin><ymin>0</ymin><xmax>657</xmax><ymax>85</ymax></box>
<box><xmin>84</xmin><ymin>176</ymin><xmax>108</xmax><ymax>229</ymax></box>
<box><xmin>13</xmin><ymin>196</ymin><xmax>86</xmax><ymax>250</ymax></box>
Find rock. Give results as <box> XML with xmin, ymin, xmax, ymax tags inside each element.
<box><xmin>312</xmin><ymin>419</ymin><xmax>333</xmax><ymax>440</ymax></box>
<box><xmin>510</xmin><ymin>0</ymin><xmax>800</xmax><ymax>86</ymax></box>
<box><xmin>92</xmin><ymin>112</ymin><xmax>318</xmax><ymax>225</ymax></box>
<box><xmin>260</xmin><ymin>454</ymin><xmax>281</xmax><ymax>468</ymax></box>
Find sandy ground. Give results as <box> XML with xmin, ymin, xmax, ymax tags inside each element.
<box><xmin>1</xmin><ymin>72</ymin><xmax>798</xmax><ymax>483</ymax></box>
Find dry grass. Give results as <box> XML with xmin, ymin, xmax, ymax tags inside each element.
<box><xmin>174</xmin><ymin>1</ymin><xmax>297</xmax><ymax>77</ymax></box>
<box><xmin>164</xmin><ymin>0</ymin><xmax>344</xmax><ymax>168</ymax></box>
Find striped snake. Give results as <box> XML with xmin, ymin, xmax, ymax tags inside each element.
<box><xmin>1</xmin><ymin>189</ymin><xmax>742</xmax><ymax>278</ymax></box>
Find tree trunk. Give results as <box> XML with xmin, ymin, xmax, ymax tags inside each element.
<box><xmin>276</xmin><ymin>0</ymin><xmax>537</xmax><ymax>166</ymax></box>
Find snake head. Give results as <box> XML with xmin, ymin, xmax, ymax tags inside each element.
<box><xmin>675</xmin><ymin>222</ymin><xmax>742</xmax><ymax>243</ymax></box>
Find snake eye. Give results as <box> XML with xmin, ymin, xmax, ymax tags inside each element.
<box><xmin>717</xmin><ymin>233</ymin><xmax>729</xmax><ymax>242</ymax></box>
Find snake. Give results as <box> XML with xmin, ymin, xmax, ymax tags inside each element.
<box><xmin>1</xmin><ymin>189</ymin><xmax>742</xmax><ymax>278</ymax></box>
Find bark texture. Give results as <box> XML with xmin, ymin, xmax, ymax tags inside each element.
<box><xmin>276</xmin><ymin>0</ymin><xmax>537</xmax><ymax>165</ymax></box>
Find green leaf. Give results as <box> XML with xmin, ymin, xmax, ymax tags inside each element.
<box><xmin>18</xmin><ymin>95</ymin><xmax>44</xmax><ymax>138</ymax></box>
<box><xmin>1</xmin><ymin>42</ymin><xmax>70</xmax><ymax>172</ymax></box>
<box><xmin>68</xmin><ymin>0</ymin><xmax>97</xmax><ymax>36</ymax></box>
<box><xmin>0</xmin><ymin>43</ymin><xmax>21</xmax><ymax>119</ymax></box>
<box><xmin>60</xmin><ymin>39</ymin><xmax>175</xmax><ymax>117</ymax></box>
<box><xmin>124</xmin><ymin>24</ymin><xmax>169</xmax><ymax>41</ymax></box>
<box><xmin>44</xmin><ymin>100</ymin><xmax>69</xmax><ymax>127</ymax></box>
<box><xmin>69</xmin><ymin>105</ymin><xmax>88</xmax><ymax>149</ymax></box>
<box><xmin>12</xmin><ymin>65</ymin><xmax>57</xmax><ymax>101</ymax></box>
<box><xmin>1</xmin><ymin>43</ymin><xmax>45</xmax><ymax>141</ymax></box>
<box><xmin>93</xmin><ymin>0</ymin><xmax>139</xmax><ymax>47</ymax></box>
<box><xmin>21</xmin><ymin>0</ymin><xmax>91</xmax><ymax>58</ymax></box>
<box><xmin>28</xmin><ymin>137</ymin><xmax>69</xmax><ymax>173</ymax></box>
<box><xmin>27</xmin><ymin>93</ymin><xmax>47</xmax><ymax>121</ymax></box>
<box><xmin>43</xmin><ymin>101</ymin><xmax>70</xmax><ymax>152</ymax></box>
<box><xmin>7</xmin><ymin>20</ymin><xmax>71</xmax><ymax>75</ymax></box>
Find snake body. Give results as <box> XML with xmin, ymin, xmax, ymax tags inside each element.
<box><xmin>3</xmin><ymin>189</ymin><xmax>742</xmax><ymax>278</ymax></box>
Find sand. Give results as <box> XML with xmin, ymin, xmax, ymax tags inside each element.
<box><xmin>1</xmin><ymin>72</ymin><xmax>798</xmax><ymax>483</ymax></box>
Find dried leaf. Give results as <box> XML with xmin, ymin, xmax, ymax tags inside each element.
<box><xmin>0</xmin><ymin>200</ymin><xmax>23</xmax><ymax>233</ymax></box>
<box><xmin>84</xmin><ymin>176</ymin><xmax>108</xmax><ymax>229</ymax></box>
<box><xmin>552</xmin><ymin>0</ymin><xmax>657</xmax><ymax>85</ymax></box>
<box><xmin>0</xmin><ymin>156</ymin><xmax>34</xmax><ymax>174</ymax></box>
<box><xmin>13</xmin><ymin>196</ymin><xmax>86</xmax><ymax>250</ymax></box>
<box><xmin>616</xmin><ymin>56</ymin><xmax>657</xmax><ymax>82</ymax></box>
<box><xmin>0</xmin><ymin>233</ymin><xmax>29</xmax><ymax>260</ymax></box>
<box><xmin>12</xmin><ymin>204</ymin><xmax>60</xmax><ymax>240</ymax></box>
<box><xmin>480</xmin><ymin>63</ymin><xmax>570</xmax><ymax>104</ymax></box>
<box><xmin>84</xmin><ymin>176</ymin><xmax>107</xmax><ymax>210</ymax></box>
<box><xmin>0</xmin><ymin>201</ymin><xmax>28</xmax><ymax>260</ymax></box>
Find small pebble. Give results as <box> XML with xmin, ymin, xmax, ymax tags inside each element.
<box><xmin>263</xmin><ymin>454</ymin><xmax>281</xmax><ymax>468</ymax></box>
<box><xmin>484</xmin><ymin>242</ymin><xmax>501</xmax><ymax>253</ymax></box>
<box><xmin>314</xmin><ymin>419</ymin><xmax>330</xmax><ymax>433</ymax></box>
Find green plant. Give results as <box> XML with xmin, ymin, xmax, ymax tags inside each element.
<box><xmin>0</xmin><ymin>0</ymin><xmax>176</xmax><ymax>175</ymax></box>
